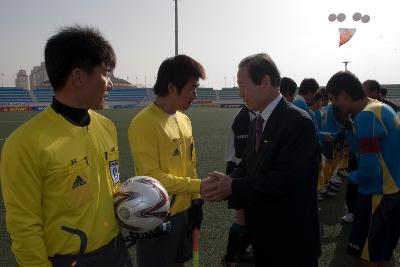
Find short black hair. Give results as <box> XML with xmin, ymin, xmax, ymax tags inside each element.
<box><xmin>238</xmin><ymin>53</ymin><xmax>281</xmax><ymax>87</ymax></box>
<box><xmin>280</xmin><ymin>77</ymin><xmax>297</xmax><ymax>97</ymax></box>
<box><xmin>298</xmin><ymin>78</ymin><xmax>319</xmax><ymax>95</ymax></box>
<box><xmin>311</xmin><ymin>90</ymin><xmax>323</xmax><ymax>104</ymax></box>
<box><xmin>319</xmin><ymin>88</ymin><xmax>329</xmax><ymax>101</ymax></box>
<box><xmin>153</xmin><ymin>55</ymin><xmax>205</xmax><ymax>97</ymax></box>
<box><xmin>363</xmin><ymin>79</ymin><xmax>381</xmax><ymax>93</ymax></box>
<box><xmin>45</xmin><ymin>25</ymin><xmax>116</xmax><ymax>91</ymax></box>
<box><xmin>326</xmin><ymin>71</ymin><xmax>366</xmax><ymax>101</ymax></box>
<box><xmin>381</xmin><ymin>87</ymin><xmax>388</xmax><ymax>97</ymax></box>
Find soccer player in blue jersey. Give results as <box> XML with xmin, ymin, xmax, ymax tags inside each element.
<box><xmin>310</xmin><ymin>91</ymin><xmax>333</xmax><ymax>142</ymax></box>
<box><xmin>320</xmin><ymin>88</ymin><xmax>329</xmax><ymax>108</ymax></box>
<box><xmin>309</xmin><ymin>91</ymin><xmax>333</xmax><ymax>200</ymax></box>
<box><xmin>327</xmin><ymin>71</ymin><xmax>400</xmax><ymax>267</ymax></box>
<box><xmin>292</xmin><ymin>78</ymin><xmax>319</xmax><ymax>112</ymax></box>
<box><xmin>320</xmin><ymin>103</ymin><xmax>346</xmax><ymax>193</ymax></box>
<box><xmin>280</xmin><ymin>77</ymin><xmax>297</xmax><ymax>103</ymax></box>
<box><xmin>309</xmin><ymin>91</ymin><xmax>323</xmax><ymax>130</ymax></box>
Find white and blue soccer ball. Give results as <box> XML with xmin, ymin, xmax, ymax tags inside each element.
<box><xmin>114</xmin><ymin>176</ymin><xmax>170</xmax><ymax>233</ymax></box>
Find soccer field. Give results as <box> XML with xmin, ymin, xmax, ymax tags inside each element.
<box><xmin>0</xmin><ymin>108</ymin><xmax>399</xmax><ymax>267</ymax></box>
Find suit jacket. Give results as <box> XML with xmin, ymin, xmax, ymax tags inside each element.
<box><xmin>228</xmin><ymin>98</ymin><xmax>321</xmax><ymax>263</ymax></box>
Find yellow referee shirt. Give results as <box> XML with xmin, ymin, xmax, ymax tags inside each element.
<box><xmin>128</xmin><ymin>103</ymin><xmax>201</xmax><ymax>216</ymax></box>
<box><xmin>0</xmin><ymin>107</ymin><xmax>121</xmax><ymax>267</ymax></box>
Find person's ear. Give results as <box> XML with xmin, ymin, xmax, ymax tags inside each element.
<box><xmin>70</xmin><ymin>68</ymin><xmax>84</xmax><ymax>88</ymax></box>
<box><xmin>261</xmin><ymin>74</ymin><xmax>272</xmax><ymax>88</ymax></box>
<box><xmin>168</xmin><ymin>82</ymin><xmax>177</xmax><ymax>95</ymax></box>
<box><xmin>336</xmin><ymin>90</ymin><xmax>351</xmax><ymax>103</ymax></box>
<box><xmin>342</xmin><ymin>90</ymin><xmax>352</xmax><ymax>101</ymax></box>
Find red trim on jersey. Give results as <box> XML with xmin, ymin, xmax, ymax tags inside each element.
<box><xmin>358</xmin><ymin>137</ymin><xmax>380</xmax><ymax>154</ymax></box>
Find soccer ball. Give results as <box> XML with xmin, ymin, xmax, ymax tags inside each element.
<box><xmin>114</xmin><ymin>176</ymin><xmax>170</xmax><ymax>233</ymax></box>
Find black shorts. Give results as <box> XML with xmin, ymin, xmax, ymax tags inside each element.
<box><xmin>136</xmin><ymin>211</ymin><xmax>192</xmax><ymax>267</ymax></box>
<box><xmin>49</xmin><ymin>234</ymin><xmax>133</xmax><ymax>267</ymax></box>
<box><xmin>347</xmin><ymin>191</ymin><xmax>400</xmax><ymax>262</ymax></box>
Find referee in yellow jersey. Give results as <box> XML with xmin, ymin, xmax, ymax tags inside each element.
<box><xmin>0</xmin><ymin>26</ymin><xmax>132</xmax><ymax>267</ymax></box>
<box><xmin>128</xmin><ymin>55</ymin><xmax>207</xmax><ymax>267</ymax></box>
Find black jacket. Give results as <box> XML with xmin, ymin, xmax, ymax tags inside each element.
<box><xmin>226</xmin><ymin>106</ymin><xmax>253</xmax><ymax>175</ymax></box>
<box><xmin>228</xmin><ymin>98</ymin><xmax>321</xmax><ymax>266</ymax></box>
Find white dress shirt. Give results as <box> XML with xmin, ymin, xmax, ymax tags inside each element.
<box><xmin>258</xmin><ymin>94</ymin><xmax>283</xmax><ymax>131</ymax></box>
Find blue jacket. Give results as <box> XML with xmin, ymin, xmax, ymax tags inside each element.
<box><xmin>348</xmin><ymin>100</ymin><xmax>400</xmax><ymax>195</ymax></box>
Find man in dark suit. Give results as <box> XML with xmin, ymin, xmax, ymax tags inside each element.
<box><xmin>201</xmin><ymin>53</ymin><xmax>321</xmax><ymax>267</ymax></box>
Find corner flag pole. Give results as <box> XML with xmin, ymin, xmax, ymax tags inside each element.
<box><xmin>192</xmin><ymin>228</ymin><xmax>199</xmax><ymax>267</ymax></box>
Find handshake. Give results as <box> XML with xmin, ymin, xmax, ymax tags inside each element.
<box><xmin>200</xmin><ymin>171</ymin><xmax>233</xmax><ymax>202</ymax></box>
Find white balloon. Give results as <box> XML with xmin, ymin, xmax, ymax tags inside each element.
<box><xmin>328</xmin><ymin>13</ymin><xmax>337</xmax><ymax>22</ymax></box>
<box><xmin>337</xmin><ymin>13</ymin><xmax>346</xmax><ymax>22</ymax></box>
<box><xmin>361</xmin><ymin>15</ymin><xmax>370</xmax><ymax>23</ymax></box>
<box><xmin>353</xmin><ymin>12</ymin><xmax>362</xmax><ymax>21</ymax></box>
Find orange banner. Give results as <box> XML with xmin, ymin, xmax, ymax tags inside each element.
<box><xmin>339</xmin><ymin>28</ymin><xmax>356</xmax><ymax>47</ymax></box>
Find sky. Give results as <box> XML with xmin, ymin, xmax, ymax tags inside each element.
<box><xmin>0</xmin><ymin>0</ymin><xmax>399</xmax><ymax>89</ymax></box>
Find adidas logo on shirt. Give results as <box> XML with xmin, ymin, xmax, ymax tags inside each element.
<box><xmin>72</xmin><ymin>175</ymin><xmax>87</xmax><ymax>189</ymax></box>
<box><xmin>172</xmin><ymin>148</ymin><xmax>180</xmax><ymax>156</ymax></box>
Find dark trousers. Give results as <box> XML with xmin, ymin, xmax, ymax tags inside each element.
<box><xmin>49</xmin><ymin>234</ymin><xmax>133</xmax><ymax>267</ymax></box>
<box><xmin>346</xmin><ymin>151</ymin><xmax>358</xmax><ymax>213</ymax></box>
<box><xmin>251</xmin><ymin>240</ymin><xmax>318</xmax><ymax>267</ymax></box>
<box><xmin>346</xmin><ymin>181</ymin><xmax>358</xmax><ymax>214</ymax></box>
<box><xmin>245</xmin><ymin>212</ymin><xmax>319</xmax><ymax>267</ymax></box>
<box><xmin>225</xmin><ymin>223</ymin><xmax>251</xmax><ymax>262</ymax></box>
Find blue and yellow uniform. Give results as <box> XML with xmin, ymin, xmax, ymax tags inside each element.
<box><xmin>0</xmin><ymin>107</ymin><xmax>122</xmax><ymax>267</ymax></box>
<box><xmin>319</xmin><ymin>103</ymin><xmax>348</xmax><ymax>189</ymax></box>
<box><xmin>314</xmin><ymin>109</ymin><xmax>323</xmax><ymax>130</ymax></box>
<box><xmin>294</xmin><ymin>96</ymin><xmax>325</xmax><ymax>141</ymax></box>
<box><xmin>321</xmin><ymin>103</ymin><xmax>344</xmax><ymax>141</ymax></box>
<box><xmin>310</xmin><ymin>110</ymin><xmax>331</xmax><ymax>143</ymax></box>
<box><xmin>292</xmin><ymin>95</ymin><xmax>309</xmax><ymax>113</ymax></box>
<box><xmin>348</xmin><ymin>100</ymin><xmax>400</xmax><ymax>194</ymax></box>
<box><xmin>346</xmin><ymin>100</ymin><xmax>400</xmax><ymax>262</ymax></box>
<box><xmin>310</xmin><ymin>111</ymin><xmax>322</xmax><ymax>141</ymax></box>
<box><xmin>295</xmin><ymin>96</ymin><xmax>331</xmax><ymax>143</ymax></box>
<box><xmin>321</xmin><ymin>103</ymin><xmax>345</xmax><ymax>170</ymax></box>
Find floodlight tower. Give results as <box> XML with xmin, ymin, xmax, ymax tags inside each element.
<box><xmin>342</xmin><ymin>61</ymin><xmax>350</xmax><ymax>71</ymax></box>
<box><xmin>174</xmin><ymin>0</ymin><xmax>179</xmax><ymax>56</ymax></box>
<box><xmin>1</xmin><ymin>73</ymin><xmax>5</xmax><ymax>87</ymax></box>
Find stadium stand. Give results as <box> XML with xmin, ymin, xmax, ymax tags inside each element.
<box><xmin>0</xmin><ymin>87</ymin><xmax>33</xmax><ymax>103</ymax></box>
<box><xmin>146</xmin><ymin>88</ymin><xmax>155</xmax><ymax>101</ymax></box>
<box><xmin>28</xmin><ymin>87</ymin><xmax>151</xmax><ymax>103</ymax></box>
<box><xmin>218</xmin><ymin>87</ymin><xmax>241</xmax><ymax>100</ymax></box>
<box><xmin>107</xmin><ymin>88</ymin><xmax>149</xmax><ymax>102</ymax></box>
<box><xmin>1</xmin><ymin>84</ymin><xmax>399</xmax><ymax>108</ymax></box>
<box><xmin>383</xmin><ymin>84</ymin><xmax>400</xmax><ymax>98</ymax></box>
<box><xmin>382</xmin><ymin>84</ymin><xmax>400</xmax><ymax>106</ymax></box>
<box><xmin>32</xmin><ymin>88</ymin><xmax>54</xmax><ymax>102</ymax></box>
<box><xmin>197</xmin><ymin>87</ymin><xmax>217</xmax><ymax>101</ymax></box>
